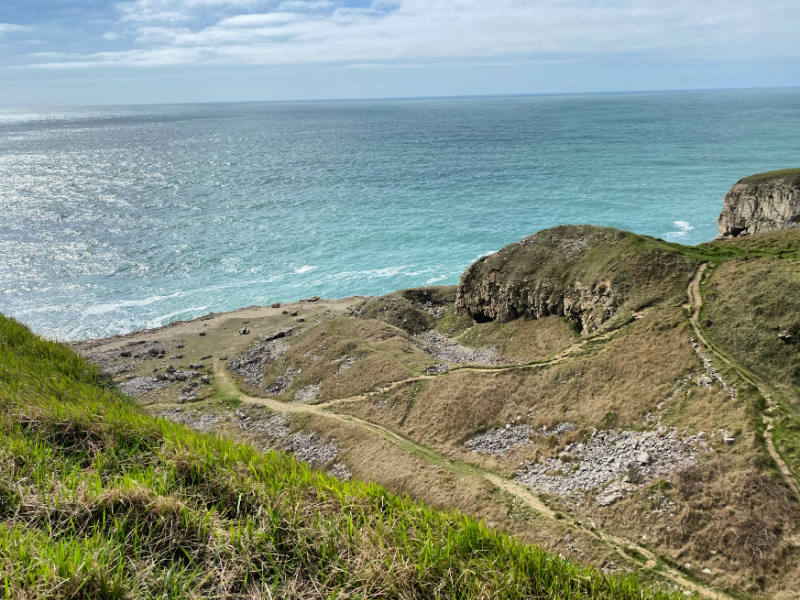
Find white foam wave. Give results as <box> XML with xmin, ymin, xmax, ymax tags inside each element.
<box><xmin>146</xmin><ymin>306</ymin><xmax>209</xmax><ymax>329</ymax></box>
<box><xmin>82</xmin><ymin>292</ymin><xmax>182</xmax><ymax>316</ymax></box>
<box><xmin>426</xmin><ymin>275</ymin><xmax>449</xmax><ymax>284</ymax></box>
<box><xmin>664</xmin><ymin>220</ymin><xmax>694</xmax><ymax>240</ymax></box>
<box><xmin>294</xmin><ymin>265</ymin><xmax>317</xmax><ymax>274</ymax></box>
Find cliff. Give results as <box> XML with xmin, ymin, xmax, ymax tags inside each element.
<box><xmin>717</xmin><ymin>168</ymin><xmax>800</xmax><ymax>238</ymax></box>
<box><xmin>455</xmin><ymin>225</ymin><xmax>697</xmax><ymax>333</ymax></box>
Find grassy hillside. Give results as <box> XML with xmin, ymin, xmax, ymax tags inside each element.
<box><xmin>700</xmin><ymin>229</ymin><xmax>800</xmax><ymax>487</ymax></box>
<box><xmin>0</xmin><ymin>313</ymin><xmax>685</xmax><ymax>600</ymax></box>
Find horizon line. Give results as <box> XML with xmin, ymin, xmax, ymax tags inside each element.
<box><xmin>2</xmin><ymin>84</ymin><xmax>799</xmax><ymax>111</ymax></box>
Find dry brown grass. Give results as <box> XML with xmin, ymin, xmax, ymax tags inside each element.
<box><xmin>702</xmin><ymin>257</ymin><xmax>800</xmax><ymax>408</ymax></box>
<box><xmin>396</xmin><ymin>310</ymin><xmax>698</xmax><ymax>447</ymax></box>
<box><xmin>458</xmin><ymin>316</ymin><xmax>580</xmax><ymax>363</ymax></box>
<box><xmin>260</xmin><ymin>318</ymin><xmax>438</xmax><ymax>402</ymax></box>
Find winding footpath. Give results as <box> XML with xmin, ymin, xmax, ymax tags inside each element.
<box><xmin>211</xmin><ymin>300</ymin><xmax>738</xmax><ymax>600</ymax></box>
<box><xmin>685</xmin><ymin>264</ymin><xmax>800</xmax><ymax>502</ymax></box>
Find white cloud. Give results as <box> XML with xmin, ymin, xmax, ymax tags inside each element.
<box><xmin>0</xmin><ymin>23</ymin><xmax>27</xmax><ymax>35</ymax></box>
<box><xmin>21</xmin><ymin>0</ymin><xmax>800</xmax><ymax>68</ymax></box>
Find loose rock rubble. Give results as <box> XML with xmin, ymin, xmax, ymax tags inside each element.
<box><xmin>294</xmin><ymin>384</ymin><xmax>321</xmax><ymax>404</ymax></box>
<box><xmin>541</xmin><ymin>422</ymin><xmax>576</xmax><ymax>437</ymax></box>
<box><xmin>691</xmin><ymin>338</ymin><xmax>735</xmax><ymax>397</ymax></box>
<box><xmin>417</xmin><ymin>301</ymin><xmax>447</xmax><ymax>318</ymax></box>
<box><xmin>467</xmin><ymin>425</ymin><xmax>532</xmax><ymax>455</ymax></box>
<box><xmin>117</xmin><ymin>376</ymin><xmax>170</xmax><ymax>397</ymax></box>
<box><xmin>283</xmin><ymin>433</ymin><xmax>341</xmax><ymax>469</ymax></box>
<box><xmin>327</xmin><ymin>462</ymin><xmax>353</xmax><ymax>481</ymax></box>
<box><xmin>516</xmin><ymin>428</ymin><xmax>706</xmax><ymax>504</ymax></box>
<box><xmin>237</xmin><ymin>410</ymin><xmax>291</xmax><ymax>439</ymax></box>
<box><xmin>333</xmin><ymin>356</ymin><xmax>357</xmax><ymax>372</ymax></box>
<box><xmin>266</xmin><ymin>367</ymin><xmax>301</xmax><ymax>395</ymax></box>
<box><xmin>227</xmin><ymin>329</ymin><xmax>293</xmax><ymax>387</ymax></box>
<box><xmin>162</xmin><ymin>405</ymin><xmax>352</xmax><ymax>479</ymax></box>
<box><xmin>416</xmin><ymin>330</ymin><xmax>504</xmax><ymax>365</ymax></box>
<box><xmin>157</xmin><ymin>409</ymin><xmax>222</xmax><ymax>432</ymax></box>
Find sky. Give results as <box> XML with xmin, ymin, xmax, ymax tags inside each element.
<box><xmin>1</xmin><ymin>0</ymin><xmax>800</xmax><ymax>106</ymax></box>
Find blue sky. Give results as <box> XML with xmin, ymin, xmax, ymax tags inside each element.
<box><xmin>1</xmin><ymin>0</ymin><xmax>800</xmax><ymax>106</ymax></box>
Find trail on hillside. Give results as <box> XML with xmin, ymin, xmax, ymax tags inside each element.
<box><xmin>686</xmin><ymin>264</ymin><xmax>800</xmax><ymax>502</ymax></box>
<box><xmin>212</xmin><ymin>336</ymin><xmax>735</xmax><ymax>600</ymax></box>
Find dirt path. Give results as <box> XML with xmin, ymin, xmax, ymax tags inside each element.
<box><xmin>686</xmin><ymin>264</ymin><xmax>800</xmax><ymax>501</ymax></box>
<box><xmin>213</xmin><ymin>347</ymin><xmax>736</xmax><ymax>600</ymax></box>
<box><xmin>315</xmin><ymin>321</ymin><xmax>629</xmax><ymax>409</ymax></box>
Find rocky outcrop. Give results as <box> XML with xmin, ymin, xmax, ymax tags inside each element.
<box><xmin>717</xmin><ymin>169</ymin><xmax>800</xmax><ymax>238</ymax></box>
<box><xmin>456</xmin><ymin>225</ymin><xmax>697</xmax><ymax>333</ymax></box>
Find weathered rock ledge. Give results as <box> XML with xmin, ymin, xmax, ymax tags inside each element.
<box><xmin>717</xmin><ymin>168</ymin><xmax>800</xmax><ymax>238</ymax></box>
<box><xmin>455</xmin><ymin>225</ymin><xmax>696</xmax><ymax>333</ymax></box>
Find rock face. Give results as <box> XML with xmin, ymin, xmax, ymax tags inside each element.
<box><xmin>455</xmin><ymin>225</ymin><xmax>696</xmax><ymax>333</ymax></box>
<box><xmin>717</xmin><ymin>169</ymin><xmax>800</xmax><ymax>238</ymax></box>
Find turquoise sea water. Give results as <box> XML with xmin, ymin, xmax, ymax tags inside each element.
<box><xmin>1</xmin><ymin>89</ymin><xmax>799</xmax><ymax>341</ymax></box>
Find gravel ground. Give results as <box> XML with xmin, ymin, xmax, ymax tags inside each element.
<box><xmin>467</xmin><ymin>425</ymin><xmax>532</xmax><ymax>455</ymax></box>
<box><xmin>416</xmin><ymin>330</ymin><xmax>504</xmax><ymax>365</ymax></box>
<box><xmin>516</xmin><ymin>427</ymin><xmax>707</xmax><ymax>505</ymax></box>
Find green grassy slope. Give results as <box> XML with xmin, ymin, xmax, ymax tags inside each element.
<box><xmin>0</xmin><ymin>313</ymin><xmax>683</xmax><ymax>600</ymax></box>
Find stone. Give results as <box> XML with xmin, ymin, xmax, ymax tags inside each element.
<box><xmin>120</xmin><ymin>350</ymin><xmax>131</xmax><ymax>357</ymax></box>
<box><xmin>188</xmin><ymin>362</ymin><xmax>204</xmax><ymax>369</ymax></box>
<box><xmin>239</xmin><ymin>326</ymin><xmax>250</xmax><ymax>335</ymax></box>
<box><xmin>166</xmin><ymin>365</ymin><xmax>176</xmax><ymax>373</ymax></box>
<box><xmin>636</xmin><ymin>451</ymin><xmax>651</xmax><ymax>465</ymax></box>
<box><xmin>717</xmin><ymin>169</ymin><xmax>800</xmax><ymax>238</ymax></box>
<box><xmin>271</xmin><ymin>302</ymin><xmax>281</xmax><ymax>308</ymax></box>
<box><xmin>199</xmin><ymin>331</ymin><xmax>206</xmax><ymax>336</ymax></box>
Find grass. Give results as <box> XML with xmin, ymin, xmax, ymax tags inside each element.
<box><xmin>257</xmin><ymin>318</ymin><xmax>438</xmax><ymax>403</ymax></box>
<box><xmin>0</xmin><ymin>312</ymin><xmax>688</xmax><ymax>599</ymax></box>
<box><xmin>457</xmin><ymin>316</ymin><xmax>579</xmax><ymax>363</ymax></box>
<box><xmin>738</xmin><ymin>168</ymin><xmax>800</xmax><ymax>186</ymax></box>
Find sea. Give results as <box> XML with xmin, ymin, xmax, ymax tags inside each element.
<box><xmin>1</xmin><ymin>88</ymin><xmax>799</xmax><ymax>341</ymax></box>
